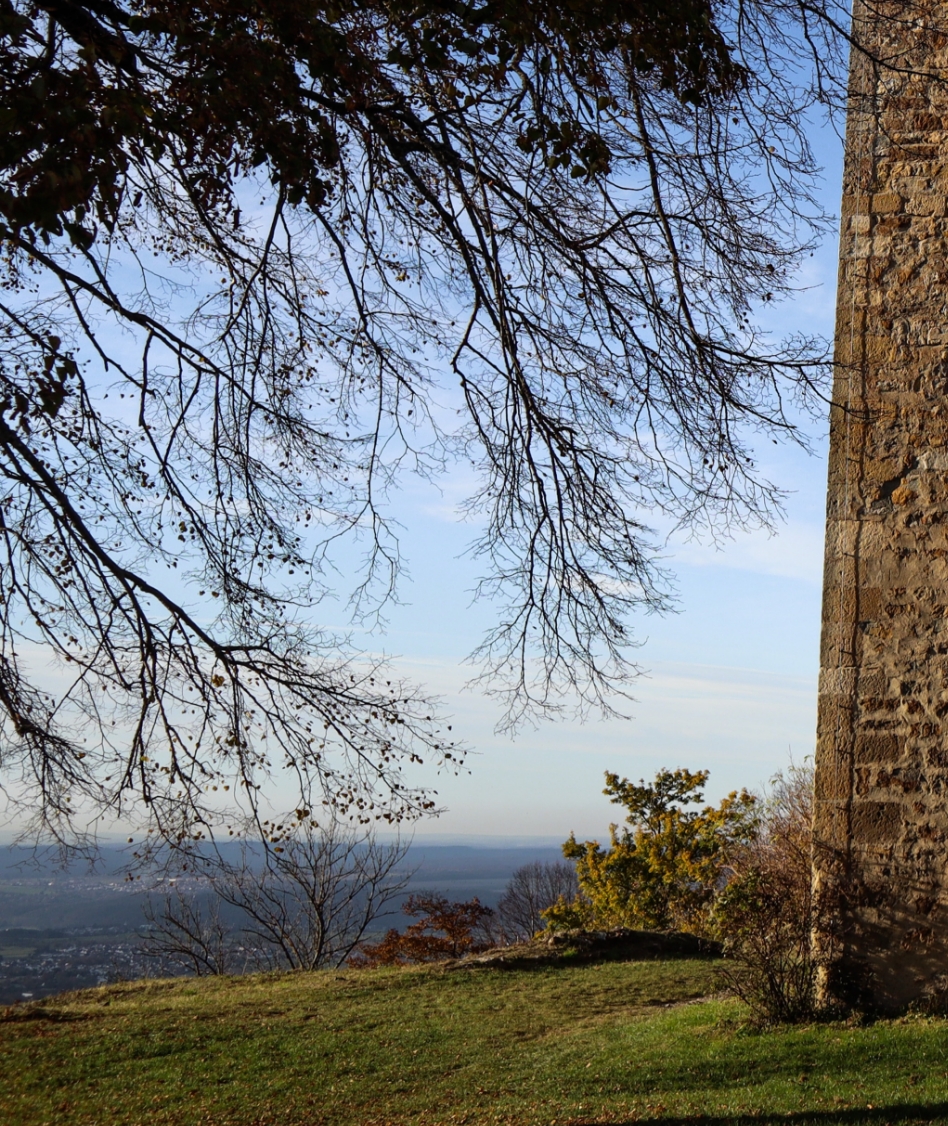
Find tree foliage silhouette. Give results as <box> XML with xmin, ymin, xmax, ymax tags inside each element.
<box><xmin>0</xmin><ymin>0</ymin><xmax>898</xmax><ymax>852</ymax></box>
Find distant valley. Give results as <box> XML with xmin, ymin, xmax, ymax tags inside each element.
<box><xmin>0</xmin><ymin>842</ymin><xmax>565</xmax><ymax>1003</ymax></box>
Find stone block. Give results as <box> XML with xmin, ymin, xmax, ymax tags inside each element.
<box><xmin>820</xmin><ymin>666</ymin><xmax>858</xmax><ymax>697</ymax></box>
<box><xmin>869</xmin><ymin>190</ymin><xmax>896</xmax><ymax>211</ymax></box>
<box><xmin>855</xmin><ymin>732</ymin><xmax>904</xmax><ymax>763</ymax></box>
<box><xmin>907</xmin><ymin>194</ymin><xmax>948</xmax><ymax>217</ymax></box>
<box><xmin>864</xmin><ymin>334</ymin><xmax>896</xmax><ymax>362</ymax></box>
<box><xmin>841</xmin><ymin>194</ymin><xmax>871</xmax><ymax>217</ymax></box>
<box><xmin>812</xmin><ymin>799</ymin><xmax>854</xmax><ymax>853</ymax></box>
<box><xmin>858</xmin><ymin>588</ymin><xmax>885</xmax><ymax>620</ymax></box>
<box><xmin>851</xmin><ymin>801</ymin><xmax>902</xmax><ymax>843</ymax></box>
<box><xmin>858</xmin><ymin>668</ymin><xmax>889</xmax><ymax>696</ymax></box>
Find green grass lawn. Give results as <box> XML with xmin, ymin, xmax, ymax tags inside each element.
<box><xmin>2</xmin><ymin>959</ymin><xmax>948</xmax><ymax>1125</ymax></box>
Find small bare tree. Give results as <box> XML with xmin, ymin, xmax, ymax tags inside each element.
<box><xmin>497</xmin><ymin>861</ymin><xmax>580</xmax><ymax>941</ymax></box>
<box><xmin>141</xmin><ymin>889</ymin><xmax>232</xmax><ymax>977</ymax></box>
<box><xmin>142</xmin><ymin>822</ymin><xmax>412</xmax><ymax>974</ymax></box>
<box><xmin>222</xmin><ymin>823</ymin><xmax>412</xmax><ymax>971</ymax></box>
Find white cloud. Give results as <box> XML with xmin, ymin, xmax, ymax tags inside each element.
<box><xmin>668</xmin><ymin>521</ymin><xmax>825</xmax><ymax>584</ymax></box>
<box><xmin>384</xmin><ymin>655</ymin><xmax>817</xmax><ymax>839</ymax></box>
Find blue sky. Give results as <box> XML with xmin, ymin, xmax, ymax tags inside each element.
<box><xmin>375</xmin><ymin>122</ymin><xmax>845</xmax><ymax>845</ymax></box>
<box><xmin>379</xmin><ymin>440</ymin><xmax>830</xmax><ymax>843</ymax></box>
<box><xmin>0</xmin><ymin>117</ymin><xmax>845</xmax><ymax>850</ymax></box>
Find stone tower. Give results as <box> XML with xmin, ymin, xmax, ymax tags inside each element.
<box><xmin>814</xmin><ymin>4</ymin><xmax>948</xmax><ymax>1010</ymax></box>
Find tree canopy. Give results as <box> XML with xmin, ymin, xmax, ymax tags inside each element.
<box><xmin>0</xmin><ymin>0</ymin><xmax>878</xmax><ymax>854</ymax></box>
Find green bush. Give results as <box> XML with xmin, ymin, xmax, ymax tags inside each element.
<box><xmin>544</xmin><ymin>768</ymin><xmax>758</xmax><ymax>935</ymax></box>
<box><xmin>545</xmin><ymin>761</ymin><xmax>821</xmax><ymax>1026</ymax></box>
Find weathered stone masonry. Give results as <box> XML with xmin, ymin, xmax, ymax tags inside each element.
<box><xmin>814</xmin><ymin>5</ymin><xmax>948</xmax><ymax>1010</ymax></box>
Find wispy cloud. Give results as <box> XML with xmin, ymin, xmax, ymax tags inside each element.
<box><xmin>668</xmin><ymin>522</ymin><xmax>825</xmax><ymax>584</ymax></box>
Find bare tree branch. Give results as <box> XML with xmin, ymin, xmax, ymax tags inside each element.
<box><xmin>0</xmin><ymin>0</ymin><xmax>932</xmax><ymax>849</ymax></box>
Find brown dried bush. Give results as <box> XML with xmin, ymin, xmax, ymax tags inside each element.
<box><xmin>350</xmin><ymin>894</ymin><xmax>495</xmax><ymax>967</ymax></box>
<box><xmin>714</xmin><ymin>760</ymin><xmax>817</xmax><ymax>1024</ymax></box>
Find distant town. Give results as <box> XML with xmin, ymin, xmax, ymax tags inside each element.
<box><xmin>0</xmin><ymin>842</ymin><xmax>563</xmax><ymax>1004</ymax></box>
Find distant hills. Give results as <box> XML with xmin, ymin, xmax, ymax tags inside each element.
<box><xmin>0</xmin><ymin>842</ymin><xmax>566</xmax><ymax>932</ymax></box>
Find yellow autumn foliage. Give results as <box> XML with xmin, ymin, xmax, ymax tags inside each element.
<box><xmin>544</xmin><ymin>768</ymin><xmax>759</xmax><ymax>936</ymax></box>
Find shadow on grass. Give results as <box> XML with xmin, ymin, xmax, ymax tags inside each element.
<box><xmin>444</xmin><ymin>930</ymin><xmax>722</xmax><ymax>972</ymax></box>
<box><xmin>0</xmin><ymin>1005</ymin><xmax>91</xmax><ymax>1022</ymax></box>
<box><xmin>597</xmin><ymin>1105</ymin><xmax>948</xmax><ymax>1124</ymax></box>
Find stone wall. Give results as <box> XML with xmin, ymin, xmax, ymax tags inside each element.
<box><xmin>814</xmin><ymin>2</ymin><xmax>948</xmax><ymax>1010</ymax></box>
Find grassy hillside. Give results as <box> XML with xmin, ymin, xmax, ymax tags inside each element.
<box><xmin>3</xmin><ymin>958</ymin><xmax>948</xmax><ymax>1125</ymax></box>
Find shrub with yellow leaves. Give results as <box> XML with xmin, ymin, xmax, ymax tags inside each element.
<box><xmin>544</xmin><ymin>768</ymin><xmax>758</xmax><ymax>936</ymax></box>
